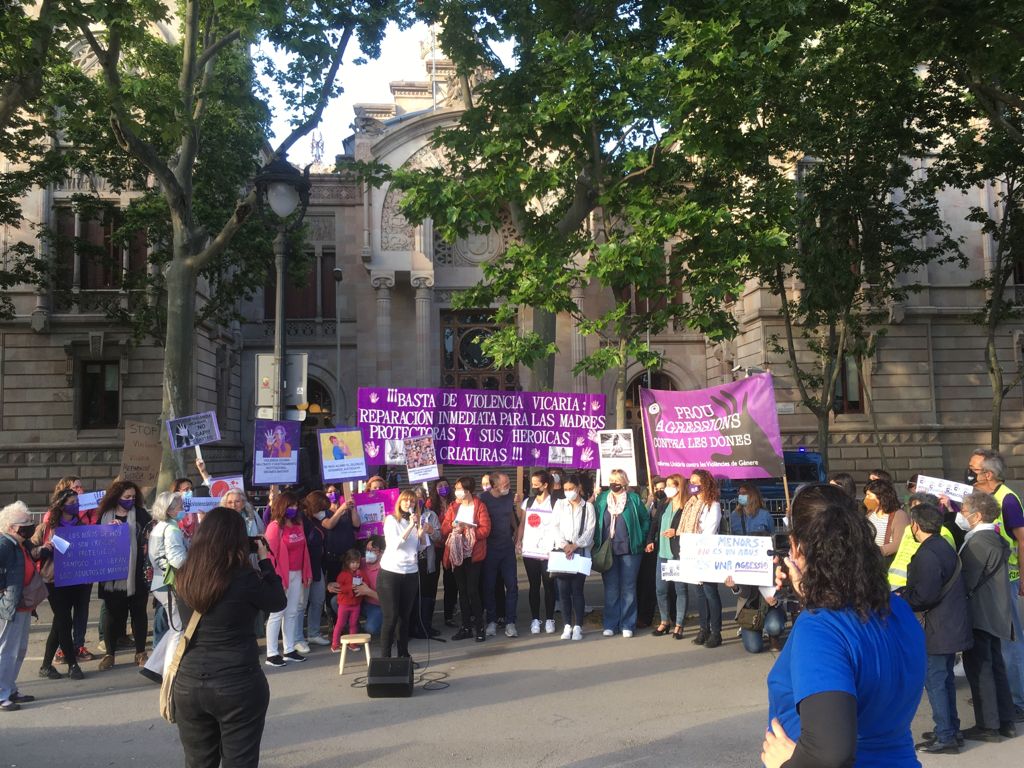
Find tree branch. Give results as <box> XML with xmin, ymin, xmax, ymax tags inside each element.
<box><xmin>0</xmin><ymin>0</ymin><xmax>57</xmax><ymax>130</ymax></box>
<box><xmin>187</xmin><ymin>189</ymin><xmax>258</xmax><ymax>272</ymax></box>
<box><xmin>776</xmin><ymin>264</ymin><xmax>822</xmax><ymax>418</ymax></box>
<box><xmin>196</xmin><ymin>30</ymin><xmax>241</xmax><ymax>72</ymax></box>
<box><xmin>968</xmin><ymin>82</ymin><xmax>1024</xmax><ymax>146</ymax></box>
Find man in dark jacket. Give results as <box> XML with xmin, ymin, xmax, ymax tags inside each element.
<box><xmin>960</xmin><ymin>491</ymin><xmax>1016</xmax><ymax>742</ymax></box>
<box><xmin>901</xmin><ymin>503</ymin><xmax>973</xmax><ymax>753</ymax></box>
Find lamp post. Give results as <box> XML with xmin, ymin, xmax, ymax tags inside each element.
<box><xmin>254</xmin><ymin>155</ymin><xmax>310</xmax><ymax>421</ymax></box>
<box><xmin>333</xmin><ymin>265</ymin><xmax>344</xmax><ymax>424</ymax></box>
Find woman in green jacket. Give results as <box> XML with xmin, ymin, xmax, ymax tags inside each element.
<box><xmin>594</xmin><ymin>469</ymin><xmax>651</xmax><ymax>638</ymax></box>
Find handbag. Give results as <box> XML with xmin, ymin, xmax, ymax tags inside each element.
<box><xmin>20</xmin><ymin>567</ymin><xmax>48</xmax><ymax>610</ymax></box>
<box><xmin>736</xmin><ymin>601</ymin><xmax>766</xmax><ymax>632</ymax></box>
<box><xmin>591</xmin><ymin>539</ymin><xmax>612</xmax><ymax>573</ymax></box>
<box><xmin>159</xmin><ymin>609</ymin><xmax>202</xmax><ymax>724</ymax></box>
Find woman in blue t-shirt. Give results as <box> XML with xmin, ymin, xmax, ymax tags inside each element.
<box><xmin>727</xmin><ymin>483</ymin><xmax>774</xmax><ymax>537</ymax></box>
<box><xmin>761</xmin><ymin>483</ymin><xmax>926</xmax><ymax>768</ymax></box>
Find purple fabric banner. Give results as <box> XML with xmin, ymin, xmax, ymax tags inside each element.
<box><xmin>640</xmin><ymin>374</ymin><xmax>784</xmax><ymax>480</ymax></box>
<box><xmin>53</xmin><ymin>525</ymin><xmax>131</xmax><ymax>587</ymax></box>
<box><xmin>357</xmin><ymin>387</ymin><xmax>607</xmax><ymax>469</ymax></box>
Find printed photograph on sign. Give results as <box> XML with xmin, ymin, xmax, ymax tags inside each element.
<box><xmin>385</xmin><ymin>439</ymin><xmax>407</xmax><ymax>464</ymax></box>
<box><xmin>318</xmin><ymin>428</ymin><xmax>368</xmax><ymax>484</ymax></box>
<box><xmin>403</xmin><ymin>434</ymin><xmax>440</xmax><ymax>483</ymax></box>
<box><xmin>209</xmin><ymin>475</ymin><xmax>245</xmax><ymax>498</ymax></box>
<box><xmin>596</xmin><ymin>429</ymin><xmax>639</xmax><ymax>487</ymax></box>
<box><xmin>353</xmin><ymin>488</ymin><xmax>400</xmax><ymax>540</ymax></box>
<box><xmin>547</xmin><ymin>445</ymin><xmax>574</xmax><ymax>465</ymax></box>
<box><xmin>253</xmin><ymin>419</ymin><xmax>300</xmax><ymax>486</ymax></box>
<box><xmin>166</xmin><ymin>411</ymin><xmax>221</xmax><ymax>450</ymax></box>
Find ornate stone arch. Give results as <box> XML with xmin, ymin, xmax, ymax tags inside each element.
<box><xmin>379</xmin><ymin>143</ymin><xmax>448</xmax><ymax>252</ymax></box>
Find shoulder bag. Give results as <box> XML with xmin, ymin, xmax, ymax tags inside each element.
<box><xmin>20</xmin><ymin>566</ymin><xmax>48</xmax><ymax>611</ymax></box>
<box><xmin>736</xmin><ymin>590</ymin><xmax>766</xmax><ymax>632</ymax></box>
<box><xmin>160</xmin><ymin>609</ymin><xmax>202</xmax><ymax>724</ymax></box>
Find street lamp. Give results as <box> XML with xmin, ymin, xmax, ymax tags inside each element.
<box><xmin>333</xmin><ymin>265</ymin><xmax>344</xmax><ymax>424</ymax></box>
<box><xmin>254</xmin><ymin>155</ymin><xmax>310</xmax><ymax>421</ymax></box>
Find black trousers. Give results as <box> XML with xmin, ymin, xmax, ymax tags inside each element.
<box><xmin>174</xmin><ymin>669</ymin><xmax>270</xmax><ymax>768</ymax></box>
<box><xmin>102</xmin><ymin>589</ymin><xmax>149</xmax><ymax>656</ymax></box>
<box><xmin>636</xmin><ymin>550</ymin><xmax>658</xmax><ymax>626</ymax></box>
<box><xmin>44</xmin><ymin>583</ymin><xmax>83</xmax><ymax>666</ymax></box>
<box><xmin>415</xmin><ymin>558</ymin><xmax>441</xmax><ymax>635</ymax></box>
<box><xmin>442</xmin><ymin>566</ymin><xmax>459</xmax><ymax>621</ymax></box>
<box><xmin>964</xmin><ymin>628</ymin><xmax>1016</xmax><ymax>729</ymax></box>
<box><xmin>452</xmin><ymin>560</ymin><xmax>483</xmax><ymax>631</ymax></box>
<box><xmin>523</xmin><ymin>557</ymin><xmax>555</xmax><ymax>622</ymax></box>
<box><xmin>377</xmin><ymin>569</ymin><xmax>420</xmax><ymax>658</ymax></box>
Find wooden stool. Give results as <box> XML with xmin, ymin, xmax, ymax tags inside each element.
<box><xmin>337</xmin><ymin>633</ymin><xmax>372</xmax><ymax>675</ymax></box>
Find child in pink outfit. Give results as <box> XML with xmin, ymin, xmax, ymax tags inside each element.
<box><xmin>332</xmin><ymin>549</ymin><xmax>364</xmax><ymax>651</ymax></box>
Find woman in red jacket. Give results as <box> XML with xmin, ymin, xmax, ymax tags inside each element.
<box><xmin>264</xmin><ymin>492</ymin><xmax>312</xmax><ymax>668</ymax></box>
<box><xmin>441</xmin><ymin>476</ymin><xmax>491</xmax><ymax>642</ymax></box>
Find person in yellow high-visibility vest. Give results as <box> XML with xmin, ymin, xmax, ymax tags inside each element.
<box><xmin>887</xmin><ymin>491</ymin><xmax>956</xmax><ymax>589</ymax></box>
<box><xmin>969</xmin><ymin>448</ymin><xmax>1024</xmax><ymax>721</ymax></box>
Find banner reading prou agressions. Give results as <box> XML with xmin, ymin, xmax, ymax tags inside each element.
<box><xmin>640</xmin><ymin>373</ymin><xmax>784</xmax><ymax>480</ymax></box>
<box><xmin>357</xmin><ymin>387</ymin><xmax>606</xmax><ymax>468</ymax></box>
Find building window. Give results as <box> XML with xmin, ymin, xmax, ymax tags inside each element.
<box><xmin>265</xmin><ymin>248</ymin><xmax>336</xmax><ymax>320</ymax></box>
<box><xmin>80</xmin><ymin>360</ymin><xmax>120</xmax><ymax>429</ymax></box>
<box><xmin>833</xmin><ymin>356</ymin><xmax>863</xmax><ymax>415</ymax></box>
<box><xmin>54</xmin><ymin>206</ymin><xmax>147</xmax><ymax>290</ymax></box>
<box><xmin>440</xmin><ymin>310</ymin><xmax>519</xmax><ymax>390</ymax></box>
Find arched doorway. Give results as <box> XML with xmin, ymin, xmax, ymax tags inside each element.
<box><xmin>299</xmin><ymin>379</ymin><xmax>333</xmax><ymax>489</ymax></box>
<box><xmin>625</xmin><ymin>371</ymin><xmax>677</xmax><ymax>485</ymax></box>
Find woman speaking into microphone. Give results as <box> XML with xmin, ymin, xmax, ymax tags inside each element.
<box><xmin>378</xmin><ymin>491</ymin><xmax>428</xmax><ymax>659</ymax></box>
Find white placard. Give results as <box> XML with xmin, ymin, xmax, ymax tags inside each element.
<box><xmin>547</xmin><ymin>551</ymin><xmax>592</xmax><ymax>575</ymax></box>
<box><xmin>520</xmin><ymin>507</ymin><xmax>553</xmax><ymax>560</ymax></box>
<box><xmin>666</xmin><ymin>533</ymin><xmax>775</xmax><ymax>587</ymax></box>
<box><xmin>51</xmin><ymin>535</ymin><xmax>71</xmax><ymax>554</ymax></box>
<box><xmin>181</xmin><ymin>496</ymin><xmax>221</xmax><ymax>514</ymax></box>
<box><xmin>454</xmin><ymin>505</ymin><xmax>478</xmax><ymax>527</ymax></box>
<box><xmin>915</xmin><ymin>475</ymin><xmax>974</xmax><ymax>503</ymax></box>
<box><xmin>77</xmin><ymin>491</ymin><xmax>105</xmax><ymax>512</ymax></box>
<box><xmin>596</xmin><ymin>429</ymin><xmax>639</xmax><ymax>487</ymax></box>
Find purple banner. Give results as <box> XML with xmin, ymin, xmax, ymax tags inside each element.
<box><xmin>53</xmin><ymin>525</ymin><xmax>131</xmax><ymax>587</ymax></box>
<box><xmin>640</xmin><ymin>374</ymin><xmax>784</xmax><ymax>480</ymax></box>
<box><xmin>253</xmin><ymin>419</ymin><xmax>300</xmax><ymax>486</ymax></box>
<box><xmin>357</xmin><ymin>387</ymin><xmax>607</xmax><ymax>468</ymax></box>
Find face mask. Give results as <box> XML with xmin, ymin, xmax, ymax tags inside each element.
<box><xmin>315</xmin><ymin>511</ymin><xmax>327</xmax><ymax>521</ymax></box>
<box><xmin>737</xmin><ymin>494</ymin><xmax>749</xmax><ymax>506</ymax></box>
<box><xmin>609</xmin><ymin>484</ymin><xmax>624</xmax><ymax>493</ymax></box>
<box><xmin>955</xmin><ymin>512</ymin><xmax>972</xmax><ymax>531</ymax></box>
<box><xmin>175</xmin><ymin>508</ymin><xmax>189</xmax><ymax>522</ymax></box>
<box><xmin>437</xmin><ymin>486</ymin><xmax>449</xmax><ymax>497</ymax></box>
<box><xmin>552</xmin><ymin>474</ymin><xmax>561</xmax><ymax>484</ymax></box>
<box><xmin>16</xmin><ymin>524</ymin><xmax>35</xmax><ymax>540</ymax></box>
<box><xmin>966</xmin><ymin>468</ymin><xmax>979</xmax><ymax>485</ymax></box>
<box><xmin>182</xmin><ymin>490</ymin><xmax>193</xmax><ymax>500</ymax></box>
<box><xmin>118</xmin><ymin>498</ymin><xmax>134</xmax><ymax>511</ymax></box>
<box><xmin>365</xmin><ymin>551</ymin><xmax>378</xmax><ymax>564</ymax></box>
<box><xmin>327</xmin><ymin>492</ymin><xmax>339</xmax><ymax>504</ymax></box>
<box><xmin>481</xmin><ymin>484</ymin><xmax>491</xmax><ymax>492</ymax></box>
<box><xmin>531</xmin><ymin>487</ymin><xmax>543</xmax><ymax>496</ymax></box>
<box><xmin>499</xmin><ymin>488</ymin><xmax>509</xmax><ymax>496</ymax></box>
<box><xmin>664</xmin><ymin>487</ymin><xmax>678</xmax><ymax>499</ymax></box>
<box><xmin>64</xmin><ymin>502</ymin><xmax>80</xmax><ymax>515</ymax></box>
<box><xmin>863</xmin><ymin>496</ymin><xmax>880</xmax><ymax>512</ymax></box>
<box><xmin>284</xmin><ymin>506</ymin><xmax>298</xmax><ymax>520</ymax></box>
<box><xmin>454</xmin><ymin>489</ymin><xmax>466</xmax><ymax>500</ymax></box>
<box><xmin>689</xmin><ymin>485</ymin><xmax>700</xmax><ymax>495</ymax></box>
<box><xmin>564</xmin><ymin>490</ymin><xmax>578</xmax><ymax>501</ymax></box>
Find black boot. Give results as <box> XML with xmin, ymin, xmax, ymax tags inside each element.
<box><xmin>692</xmin><ymin>629</ymin><xmax>708</xmax><ymax>646</ymax></box>
<box><xmin>704</xmin><ymin>632</ymin><xmax>722</xmax><ymax>648</ymax></box>
<box><xmin>451</xmin><ymin>626</ymin><xmax>472</xmax><ymax>641</ymax></box>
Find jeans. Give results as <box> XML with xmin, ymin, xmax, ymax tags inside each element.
<box><xmin>1002</xmin><ymin>581</ymin><xmax>1024</xmax><ymax>709</ymax></box>
<box><xmin>102</xmin><ymin>589</ymin><xmax>149</xmax><ymax>656</ymax></box>
<box><xmin>266</xmin><ymin>571</ymin><xmax>303</xmax><ymax>657</ymax></box>
<box><xmin>378</xmin><ymin>569</ymin><xmax>419</xmax><ymax>657</ymax></box>
<box><xmin>925</xmin><ymin>653</ymin><xmax>960</xmax><ymax>742</ymax></box>
<box><xmin>146</xmin><ymin>588</ymin><xmax>182</xmax><ymax>676</ymax></box>
<box><xmin>0</xmin><ymin>611</ymin><xmax>31</xmax><ymax>702</ymax></box>
<box><xmin>523</xmin><ymin>556</ymin><xmax>554</xmax><ymax>622</ymax></box>
<box><xmin>695</xmin><ymin>582</ymin><xmax>723</xmax><ymax>635</ymax></box>
<box><xmin>557</xmin><ymin>573</ymin><xmax>587</xmax><ymax>627</ymax></box>
<box><xmin>304</xmin><ymin>578</ymin><xmax>326</xmax><ymax>639</ymax></box>
<box><xmin>291</xmin><ymin>583</ymin><xmax>310</xmax><ymax>644</ymax></box>
<box><xmin>452</xmin><ymin>560</ymin><xmax>484</xmax><ymax>631</ymax></box>
<box><xmin>174</xmin><ymin>669</ymin><xmax>270</xmax><ymax>768</ymax></box>
<box><xmin>72</xmin><ymin>583</ymin><xmax>91</xmax><ymax>648</ymax></box>
<box><xmin>739</xmin><ymin>606</ymin><xmax>786</xmax><ymax>654</ymax></box>
<box><xmin>964</xmin><ymin>628</ymin><xmax>1016</xmax><ymax>729</ymax></box>
<box><xmin>655</xmin><ymin>557</ymin><xmax>687</xmax><ymax>627</ymax></box>
<box><xmin>361</xmin><ymin>603</ymin><xmax>382</xmax><ymax>636</ymax></box>
<box><xmin>602</xmin><ymin>552</ymin><xmax>642</xmax><ymax>632</ymax></box>
<box><xmin>43</xmin><ymin>583</ymin><xmax>81</xmax><ymax>667</ymax></box>
<box><xmin>483</xmin><ymin>547</ymin><xmax>519</xmax><ymax>624</ymax></box>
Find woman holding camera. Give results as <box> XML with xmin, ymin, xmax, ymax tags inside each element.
<box><xmin>761</xmin><ymin>484</ymin><xmax>925</xmax><ymax>767</ymax></box>
<box><xmin>378</xmin><ymin>490</ymin><xmax>428</xmax><ymax>658</ymax></box>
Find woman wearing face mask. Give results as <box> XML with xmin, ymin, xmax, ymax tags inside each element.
<box><xmin>551</xmin><ymin>475</ymin><xmax>595</xmax><ymax>640</ymax></box>
<box><xmin>139</xmin><ymin>491</ymin><xmax>190</xmax><ymax>683</ymax></box>
<box><xmin>378</xmin><ymin>491</ymin><xmax>429</xmax><ymax>658</ymax></box>
<box><xmin>95</xmin><ymin>480</ymin><xmax>152</xmax><ymax>671</ymax></box>
<box><xmin>677</xmin><ymin>469</ymin><xmax>723</xmax><ymax>648</ymax></box>
<box><xmin>297</xmin><ymin>491</ymin><xmax>331</xmax><ymax>647</ymax></box>
<box><xmin>264</xmin><ymin>492</ymin><xmax>312</xmax><ymax>667</ymax></box>
<box><xmin>50</xmin><ymin>477</ymin><xmax>93</xmax><ymax>662</ymax></box>
<box><xmin>729</xmin><ymin>483</ymin><xmax>774</xmax><ymax>537</ymax></box>
<box><xmin>428</xmin><ymin>478</ymin><xmax>459</xmax><ymax>627</ymax></box>
<box><xmin>649</xmin><ymin>474</ymin><xmax>689</xmax><ymax>639</ymax></box>
<box><xmin>593</xmin><ymin>469</ymin><xmax>651</xmax><ymax>638</ymax></box>
<box><xmin>863</xmin><ymin>479</ymin><xmax>908</xmax><ymax>570</ymax></box>
<box><xmin>441</xmin><ymin>477</ymin><xmax>492</xmax><ymax>642</ymax></box>
<box><xmin>220</xmin><ymin>489</ymin><xmax>265</xmax><ymax>538</ymax></box>
<box><xmin>516</xmin><ymin>470</ymin><xmax>558</xmax><ymax>635</ymax></box>
<box><xmin>172</xmin><ymin>478</ymin><xmax>199</xmax><ymax>541</ymax></box>
<box><xmin>30</xmin><ymin>488</ymin><xmax>87</xmax><ymax>680</ymax></box>
<box><xmin>321</xmin><ymin>483</ymin><xmax>361</xmax><ymax>584</ymax></box>
<box><xmin>0</xmin><ymin>501</ymin><xmax>38</xmax><ymax>711</ymax></box>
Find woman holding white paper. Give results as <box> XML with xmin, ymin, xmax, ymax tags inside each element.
<box><xmin>551</xmin><ymin>476</ymin><xmax>595</xmax><ymax>640</ymax></box>
<box><xmin>678</xmin><ymin>469</ymin><xmax>723</xmax><ymax>648</ymax></box>
<box><xmin>441</xmin><ymin>476</ymin><xmax>491</xmax><ymax>642</ymax></box>
<box><xmin>516</xmin><ymin>470</ymin><xmax>558</xmax><ymax>635</ymax></box>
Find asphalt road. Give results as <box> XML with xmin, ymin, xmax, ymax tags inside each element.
<box><xmin>2</xmin><ymin>580</ymin><xmax>1022</xmax><ymax>767</ymax></box>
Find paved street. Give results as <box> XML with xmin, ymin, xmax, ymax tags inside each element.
<box><xmin>3</xmin><ymin>581</ymin><xmax>1023</xmax><ymax>767</ymax></box>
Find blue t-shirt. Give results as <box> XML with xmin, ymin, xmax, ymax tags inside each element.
<box><xmin>729</xmin><ymin>508</ymin><xmax>774</xmax><ymax>537</ymax></box>
<box><xmin>767</xmin><ymin>594</ymin><xmax>925</xmax><ymax>767</ymax></box>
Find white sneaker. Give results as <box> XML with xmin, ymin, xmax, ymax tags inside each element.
<box><xmin>294</xmin><ymin>641</ymin><xmax>311</xmax><ymax>654</ymax></box>
<box><xmin>572</xmin><ymin>625</ymin><xmax>583</xmax><ymax>640</ymax></box>
<box><xmin>307</xmin><ymin>635</ymin><xmax>330</xmax><ymax>646</ymax></box>
<box><xmin>485</xmin><ymin>622</ymin><xmax>497</xmax><ymax>637</ymax></box>
<box><xmin>602</xmin><ymin>629</ymin><xmax>614</xmax><ymax>637</ymax></box>
<box><xmin>560</xmin><ymin>624</ymin><xmax>572</xmax><ymax>640</ymax></box>
<box><xmin>505</xmin><ymin>623</ymin><xmax>518</xmax><ymax>638</ymax></box>
<box><xmin>622</xmin><ymin>630</ymin><xmax>634</xmax><ymax>638</ymax></box>
<box><xmin>544</xmin><ymin>619</ymin><xmax>556</xmax><ymax>634</ymax></box>
<box><xmin>530</xmin><ymin>619</ymin><xmax>541</xmax><ymax>634</ymax></box>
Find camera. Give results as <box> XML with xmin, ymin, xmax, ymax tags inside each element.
<box><xmin>249</xmin><ymin>536</ymin><xmax>268</xmax><ymax>554</ymax></box>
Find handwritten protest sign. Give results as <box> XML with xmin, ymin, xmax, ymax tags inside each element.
<box><xmin>596</xmin><ymin>429</ymin><xmax>640</xmax><ymax>487</ymax></box>
<box><xmin>317</xmin><ymin>427</ymin><xmax>367</xmax><ymax>483</ymax></box>
<box><xmin>166</xmin><ymin>411</ymin><xmax>221</xmax><ymax>450</ymax></box>
<box><xmin>662</xmin><ymin>533</ymin><xmax>775</xmax><ymax>587</ymax></box>
<box><xmin>403</xmin><ymin>434</ymin><xmax>440</xmax><ymax>483</ymax></box>
<box><xmin>253</xmin><ymin>419</ymin><xmax>299</xmax><ymax>485</ymax></box>
<box><xmin>915</xmin><ymin>475</ymin><xmax>974</xmax><ymax>503</ymax></box>
<box><xmin>353</xmin><ymin>488</ymin><xmax>400</xmax><ymax>540</ymax></box>
<box><xmin>54</xmin><ymin>525</ymin><xmax>130</xmax><ymax>587</ymax></box>
<box><xmin>120</xmin><ymin>420</ymin><xmax>162</xmax><ymax>486</ymax></box>
<box><xmin>520</xmin><ymin>507</ymin><xmax>554</xmax><ymax>560</ymax></box>
<box><xmin>640</xmin><ymin>374</ymin><xmax>784</xmax><ymax>480</ymax></box>
<box><xmin>357</xmin><ymin>387</ymin><xmax>606</xmax><ymax>468</ymax></box>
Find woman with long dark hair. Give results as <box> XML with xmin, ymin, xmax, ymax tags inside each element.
<box><xmin>264</xmin><ymin>491</ymin><xmax>312</xmax><ymax>667</ymax></box>
<box><xmin>516</xmin><ymin>470</ymin><xmax>557</xmax><ymax>635</ymax></box>
<box><xmin>678</xmin><ymin>469</ymin><xmax>722</xmax><ymax>648</ymax></box>
<box><xmin>173</xmin><ymin>507</ymin><xmax>286</xmax><ymax>768</ymax></box>
<box><xmin>761</xmin><ymin>484</ymin><xmax>925</xmax><ymax>767</ymax></box>
<box><xmin>864</xmin><ymin>479</ymin><xmax>908</xmax><ymax>569</ymax></box>
<box><xmin>297</xmin><ymin>490</ymin><xmax>330</xmax><ymax>647</ymax></box>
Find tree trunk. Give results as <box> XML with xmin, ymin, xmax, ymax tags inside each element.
<box><xmin>157</xmin><ymin>254</ymin><xmax>198</xmax><ymax>493</ymax></box>
<box><xmin>816</xmin><ymin>409</ymin><xmax>831</xmax><ymax>474</ymax></box>
<box><xmin>614</xmin><ymin>336</ymin><xmax>627</xmax><ymax>429</ymax></box>
<box><xmin>529</xmin><ymin>307</ymin><xmax>555</xmax><ymax>391</ymax></box>
<box><xmin>988</xmin><ymin>335</ymin><xmax>1004</xmax><ymax>451</ymax></box>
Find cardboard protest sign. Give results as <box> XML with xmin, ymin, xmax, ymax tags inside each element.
<box><xmin>120</xmin><ymin>420</ymin><xmax>162</xmax><ymax>487</ymax></box>
<box><xmin>520</xmin><ymin>507</ymin><xmax>554</xmax><ymax>560</ymax></box>
<box><xmin>596</xmin><ymin>429</ymin><xmax>640</xmax><ymax>487</ymax></box>
<box><xmin>662</xmin><ymin>533</ymin><xmax>775</xmax><ymax>587</ymax></box>
<box><xmin>353</xmin><ymin>488</ymin><xmax>400</xmax><ymax>540</ymax></box>
<box><xmin>357</xmin><ymin>387</ymin><xmax>606</xmax><ymax>468</ymax></box>
<box><xmin>208</xmin><ymin>475</ymin><xmax>245</xmax><ymax>498</ymax></box>
<box><xmin>641</xmin><ymin>373</ymin><xmax>784</xmax><ymax>480</ymax></box>
<box><xmin>53</xmin><ymin>525</ymin><xmax>131</xmax><ymax>587</ymax></box>
<box><xmin>403</xmin><ymin>434</ymin><xmax>440</xmax><ymax>483</ymax></box>
<box><xmin>166</xmin><ymin>411</ymin><xmax>221</xmax><ymax>450</ymax></box>
<box><xmin>317</xmin><ymin>427</ymin><xmax>368</xmax><ymax>483</ymax></box>
<box><xmin>915</xmin><ymin>475</ymin><xmax>974</xmax><ymax>503</ymax></box>
<box><xmin>253</xmin><ymin>419</ymin><xmax>300</xmax><ymax>485</ymax></box>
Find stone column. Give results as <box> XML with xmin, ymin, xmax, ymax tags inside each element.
<box><xmin>571</xmin><ymin>283</ymin><xmax>587</xmax><ymax>393</ymax></box>
<box><xmin>412</xmin><ymin>273</ymin><xmax>435</xmax><ymax>387</ymax></box>
<box><xmin>371</xmin><ymin>271</ymin><xmax>395</xmax><ymax>386</ymax></box>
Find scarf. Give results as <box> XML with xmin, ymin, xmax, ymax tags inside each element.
<box><xmin>100</xmin><ymin>506</ymin><xmax>138</xmax><ymax>596</ymax></box>
<box><xmin>607</xmin><ymin>491</ymin><xmax>626</xmax><ymax>538</ymax></box>
<box><xmin>445</xmin><ymin>525</ymin><xmax>476</xmax><ymax>568</ymax></box>
<box><xmin>680</xmin><ymin>495</ymin><xmax>703</xmax><ymax>535</ymax></box>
